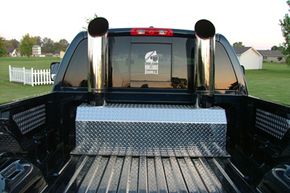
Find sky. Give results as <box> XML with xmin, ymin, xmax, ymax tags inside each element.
<box><xmin>0</xmin><ymin>0</ymin><xmax>289</xmax><ymax>50</ymax></box>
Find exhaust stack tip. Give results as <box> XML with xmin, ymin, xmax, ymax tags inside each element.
<box><xmin>88</xmin><ymin>17</ymin><xmax>109</xmax><ymax>37</ymax></box>
<box><xmin>195</xmin><ymin>19</ymin><xmax>215</xmax><ymax>39</ymax></box>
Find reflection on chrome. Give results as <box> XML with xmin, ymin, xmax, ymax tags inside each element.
<box><xmin>87</xmin><ymin>17</ymin><xmax>109</xmax><ymax>105</ymax></box>
<box><xmin>194</xmin><ymin>19</ymin><xmax>216</xmax><ymax>107</ymax></box>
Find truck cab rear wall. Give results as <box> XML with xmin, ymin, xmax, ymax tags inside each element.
<box><xmin>52</xmin><ymin>30</ymin><xmax>247</xmax><ymax>100</ymax></box>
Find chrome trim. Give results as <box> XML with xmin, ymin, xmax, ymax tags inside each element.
<box><xmin>87</xmin><ymin>17</ymin><xmax>109</xmax><ymax>105</ymax></box>
<box><xmin>88</xmin><ymin>36</ymin><xmax>103</xmax><ymax>94</ymax></box>
<box><xmin>194</xmin><ymin>19</ymin><xmax>216</xmax><ymax>105</ymax></box>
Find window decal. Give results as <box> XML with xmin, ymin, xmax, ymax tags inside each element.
<box><xmin>145</xmin><ymin>50</ymin><xmax>159</xmax><ymax>75</ymax></box>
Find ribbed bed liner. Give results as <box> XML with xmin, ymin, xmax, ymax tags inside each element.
<box><xmin>48</xmin><ymin>155</ymin><xmax>255</xmax><ymax>193</ymax></box>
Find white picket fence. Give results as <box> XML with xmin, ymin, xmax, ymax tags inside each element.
<box><xmin>9</xmin><ymin>65</ymin><xmax>54</xmax><ymax>86</ymax></box>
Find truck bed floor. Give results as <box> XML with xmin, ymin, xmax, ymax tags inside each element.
<box><xmin>47</xmin><ymin>155</ymin><xmax>256</xmax><ymax>193</ymax></box>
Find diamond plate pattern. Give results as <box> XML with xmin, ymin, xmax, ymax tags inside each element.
<box><xmin>12</xmin><ymin>105</ymin><xmax>46</xmax><ymax>134</ymax></box>
<box><xmin>0</xmin><ymin>132</ymin><xmax>22</xmax><ymax>152</ymax></box>
<box><xmin>77</xmin><ymin>104</ymin><xmax>227</xmax><ymax>123</ymax></box>
<box><xmin>74</xmin><ymin>104</ymin><xmax>228</xmax><ymax>157</ymax></box>
<box><xmin>256</xmin><ymin>109</ymin><xmax>290</xmax><ymax>140</ymax></box>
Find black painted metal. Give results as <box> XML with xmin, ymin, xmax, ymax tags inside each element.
<box><xmin>47</xmin><ymin>155</ymin><xmax>256</xmax><ymax>193</ymax></box>
<box><xmin>0</xmin><ymin>90</ymin><xmax>289</xmax><ymax>193</ymax></box>
<box><xmin>0</xmin><ymin>154</ymin><xmax>47</xmax><ymax>193</ymax></box>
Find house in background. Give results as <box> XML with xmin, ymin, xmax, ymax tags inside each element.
<box><xmin>234</xmin><ymin>47</ymin><xmax>263</xmax><ymax>70</ymax></box>
<box><xmin>8</xmin><ymin>48</ymin><xmax>20</xmax><ymax>57</ymax></box>
<box><xmin>32</xmin><ymin>45</ymin><xmax>41</xmax><ymax>57</ymax></box>
<box><xmin>60</xmin><ymin>51</ymin><xmax>65</xmax><ymax>58</ymax></box>
<box><xmin>258</xmin><ymin>50</ymin><xmax>285</xmax><ymax>63</ymax></box>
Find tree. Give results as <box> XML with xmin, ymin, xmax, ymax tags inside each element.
<box><xmin>53</xmin><ymin>42</ymin><xmax>60</xmax><ymax>53</ymax></box>
<box><xmin>19</xmin><ymin>34</ymin><xmax>36</xmax><ymax>56</ymax></box>
<box><xmin>233</xmin><ymin>42</ymin><xmax>244</xmax><ymax>48</ymax></box>
<box><xmin>271</xmin><ymin>45</ymin><xmax>278</xmax><ymax>50</ymax></box>
<box><xmin>83</xmin><ymin>13</ymin><xmax>98</xmax><ymax>30</ymax></box>
<box><xmin>58</xmin><ymin>39</ymin><xmax>69</xmax><ymax>51</ymax></box>
<box><xmin>33</xmin><ymin>36</ymin><xmax>42</xmax><ymax>46</ymax></box>
<box><xmin>53</xmin><ymin>39</ymin><xmax>69</xmax><ymax>53</ymax></box>
<box><xmin>42</xmin><ymin>37</ymin><xmax>54</xmax><ymax>54</ymax></box>
<box><xmin>0</xmin><ymin>37</ymin><xmax>7</xmax><ymax>56</ymax></box>
<box><xmin>271</xmin><ymin>45</ymin><xmax>284</xmax><ymax>51</ymax></box>
<box><xmin>280</xmin><ymin>1</ymin><xmax>290</xmax><ymax>64</ymax></box>
<box><xmin>5</xmin><ymin>39</ymin><xmax>19</xmax><ymax>53</ymax></box>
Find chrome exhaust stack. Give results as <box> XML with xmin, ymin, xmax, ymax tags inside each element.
<box><xmin>87</xmin><ymin>17</ymin><xmax>109</xmax><ymax>105</ymax></box>
<box><xmin>194</xmin><ymin>19</ymin><xmax>216</xmax><ymax>107</ymax></box>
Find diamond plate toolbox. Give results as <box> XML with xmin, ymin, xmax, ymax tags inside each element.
<box><xmin>74</xmin><ymin>104</ymin><xmax>228</xmax><ymax>157</ymax></box>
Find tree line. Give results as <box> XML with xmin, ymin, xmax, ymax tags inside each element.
<box><xmin>233</xmin><ymin>42</ymin><xmax>285</xmax><ymax>52</ymax></box>
<box><xmin>0</xmin><ymin>34</ymin><xmax>69</xmax><ymax>57</ymax></box>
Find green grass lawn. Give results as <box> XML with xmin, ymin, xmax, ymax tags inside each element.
<box><xmin>245</xmin><ymin>62</ymin><xmax>290</xmax><ymax>106</ymax></box>
<box><xmin>0</xmin><ymin>57</ymin><xmax>60</xmax><ymax>104</ymax></box>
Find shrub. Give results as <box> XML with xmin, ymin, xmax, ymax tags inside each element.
<box><xmin>286</xmin><ymin>55</ymin><xmax>290</xmax><ymax>65</ymax></box>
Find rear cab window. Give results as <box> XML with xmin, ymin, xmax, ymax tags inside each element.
<box><xmin>215</xmin><ymin>42</ymin><xmax>238</xmax><ymax>91</ymax></box>
<box><xmin>109</xmin><ymin>35</ymin><xmax>194</xmax><ymax>89</ymax></box>
<box><xmin>61</xmin><ymin>30</ymin><xmax>240</xmax><ymax>95</ymax></box>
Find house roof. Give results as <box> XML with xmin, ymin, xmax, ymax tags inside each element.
<box><xmin>32</xmin><ymin>45</ymin><xmax>41</xmax><ymax>48</ymax></box>
<box><xmin>7</xmin><ymin>48</ymin><xmax>14</xmax><ymax>53</ymax></box>
<box><xmin>258</xmin><ymin>50</ymin><xmax>284</xmax><ymax>57</ymax></box>
<box><xmin>233</xmin><ymin>47</ymin><xmax>251</xmax><ymax>55</ymax></box>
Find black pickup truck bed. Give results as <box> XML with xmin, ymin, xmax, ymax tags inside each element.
<box><xmin>48</xmin><ymin>154</ymin><xmax>254</xmax><ymax>193</ymax></box>
<box><xmin>45</xmin><ymin>103</ymin><xmax>256</xmax><ymax>193</ymax></box>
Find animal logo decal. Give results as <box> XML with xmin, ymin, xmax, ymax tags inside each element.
<box><xmin>145</xmin><ymin>51</ymin><xmax>159</xmax><ymax>74</ymax></box>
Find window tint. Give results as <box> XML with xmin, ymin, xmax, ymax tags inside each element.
<box><xmin>130</xmin><ymin>43</ymin><xmax>171</xmax><ymax>87</ymax></box>
<box><xmin>215</xmin><ymin>42</ymin><xmax>238</xmax><ymax>90</ymax></box>
<box><xmin>109</xmin><ymin>37</ymin><xmax>130</xmax><ymax>87</ymax></box>
<box><xmin>109</xmin><ymin>36</ymin><xmax>194</xmax><ymax>89</ymax></box>
<box><xmin>63</xmin><ymin>39</ymin><xmax>88</xmax><ymax>87</ymax></box>
<box><xmin>61</xmin><ymin>36</ymin><xmax>236</xmax><ymax>90</ymax></box>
